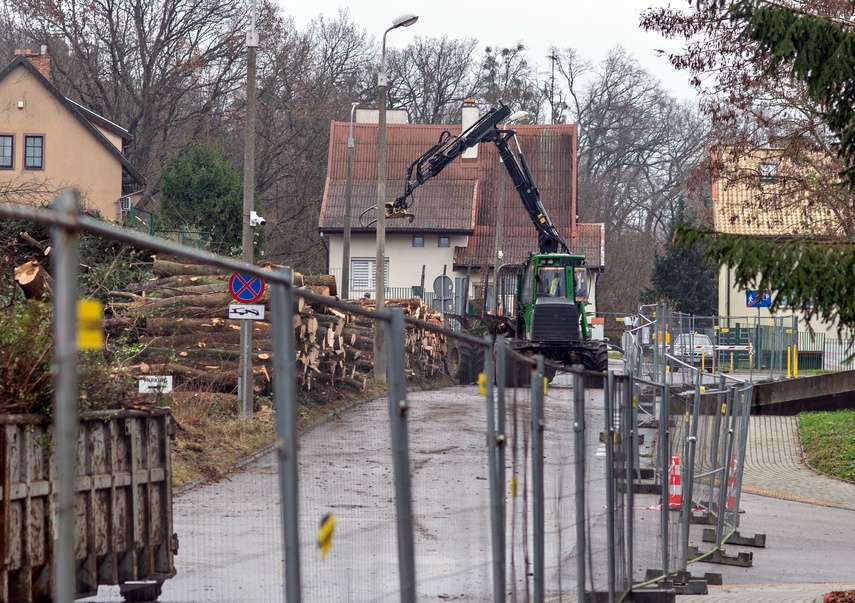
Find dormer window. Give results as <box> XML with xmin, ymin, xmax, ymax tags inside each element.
<box><xmin>759</xmin><ymin>161</ymin><xmax>777</xmax><ymax>183</ymax></box>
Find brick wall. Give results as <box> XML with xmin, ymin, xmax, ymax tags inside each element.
<box><xmin>15</xmin><ymin>48</ymin><xmax>51</xmax><ymax>80</ymax></box>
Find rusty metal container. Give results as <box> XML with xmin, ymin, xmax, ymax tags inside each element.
<box><xmin>0</xmin><ymin>408</ymin><xmax>177</xmax><ymax>602</ymax></box>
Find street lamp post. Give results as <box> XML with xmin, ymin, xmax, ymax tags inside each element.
<box><xmin>374</xmin><ymin>12</ymin><xmax>418</xmax><ymax>382</ymax></box>
<box><xmin>342</xmin><ymin>101</ymin><xmax>359</xmax><ymax>301</ymax></box>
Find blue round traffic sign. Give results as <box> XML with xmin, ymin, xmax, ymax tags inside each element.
<box><xmin>229</xmin><ymin>272</ymin><xmax>265</xmax><ymax>303</ymax></box>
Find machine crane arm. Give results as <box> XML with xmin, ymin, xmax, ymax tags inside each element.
<box><xmin>387</xmin><ymin>103</ymin><xmax>569</xmax><ymax>254</ymax></box>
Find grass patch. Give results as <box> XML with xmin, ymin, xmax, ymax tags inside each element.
<box><xmin>167</xmin><ymin>381</ymin><xmax>392</xmax><ymax>490</ymax></box>
<box><xmin>169</xmin><ymin>392</ymin><xmax>277</xmax><ymax>488</ymax></box>
<box><xmin>799</xmin><ymin>409</ymin><xmax>855</xmax><ymax>483</ymax></box>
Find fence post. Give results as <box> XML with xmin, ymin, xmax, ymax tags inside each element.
<box><xmin>485</xmin><ymin>336</ymin><xmax>506</xmax><ymax>603</ymax></box>
<box><xmin>271</xmin><ymin>268</ymin><xmax>302</xmax><ymax>602</ymax></box>
<box><xmin>733</xmin><ymin>385</ymin><xmax>753</xmax><ymax>521</ymax></box>
<box><xmin>660</xmin><ymin>383</ymin><xmax>671</xmax><ymax>577</ymax></box>
<box><xmin>386</xmin><ymin>309</ymin><xmax>416</xmax><ymax>603</ymax></box>
<box><xmin>574</xmin><ymin>370</ymin><xmax>587</xmax><ymax>600</ymax></box>
<box><xmin>708</xmin><ymin>377</ymin><xmax>726</xmax><ymax>535</ymax></box>
<box><xmin>52</xmin><ymin>190</ymin><xmax>80</xmax><ymax>603</ymax></box>
<box><xmin>531</xmin><ymin>355</ymin><xmax>545</xmax><ymax>603</ymax></box>
<box><xmin>604</xmin><ymin>371</ymin><xmax>616</xmax><ymax>601</ymax></box>
<box><xmin>624</xmin><ymin>374</ymin><xmax>635</xmax><ymax>589</ymax></box>
<box><xmin>715</xmin><ymin>385</ymin><xmax>736</xmax><ymax>543</ymax></box>
<box><xmin>682</xmin><ymin>380</ymin><xmax>702</xmax><ymax>567</ymax></box>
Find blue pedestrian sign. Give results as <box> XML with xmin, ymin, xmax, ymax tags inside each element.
<box><xmin>746</xmin><ymin>290</ymin><xmax>771</xmax><ymax>308</ymax></box>
<box><xmin>229</xmin><ymin>272</ymin><xmax>265</xmax><ymax>303</ymax></box>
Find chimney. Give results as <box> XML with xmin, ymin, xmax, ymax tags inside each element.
<box><xmin>16</xmin><ymin>46</ymin><xmax>51</xmax><ymax>81</ymax></box>
<box><xmin>461</xmin><ymin>99</ymin><xmax>479</xmax><ymax>159</ymax></box>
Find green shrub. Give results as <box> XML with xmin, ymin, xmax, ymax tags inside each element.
<box><xmin>0</xmin><ymin>301</ymin><xmax>53</xmax><ymax>413</ymax></box>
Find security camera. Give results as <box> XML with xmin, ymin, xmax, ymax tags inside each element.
<box><xmin>250</xmin><ymin>211</ymin><xmax>266</xmax><ymax>227</ymax></box>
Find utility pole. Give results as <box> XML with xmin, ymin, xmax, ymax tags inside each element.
<box><xmin>342</xmin><ymin>101</ymin><xmax>359</xmax><ymax>301</ymax></box>
<box><xmin>239</xmin><ymin>0</ymin><xmax>258</xmax><ymax>421</ymax></box>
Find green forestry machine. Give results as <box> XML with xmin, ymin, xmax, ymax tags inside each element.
<box><xmin>385</xmin><ymin>103</ymin><xmax>609</xmax><ymax>384</ymax></box>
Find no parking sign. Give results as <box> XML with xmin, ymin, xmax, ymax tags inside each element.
<box><xmin>229</xmin><ymin>272</ymin><xmax>265</xmax><ymax>303</ymax></box>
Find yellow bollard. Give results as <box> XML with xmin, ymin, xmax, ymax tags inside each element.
<box><xmin>787</xmin><ymin>345</ymin><xmax>791</xmax><ymax>378</ymax></box>
<box><xmin>794</xmin><ymin>345</ymin><xmax>799</xmax><ymax>378</ymax></box>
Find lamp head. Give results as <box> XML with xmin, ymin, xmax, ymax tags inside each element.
<box><xmin>392</xmin><ymin>13</ymin><xmax>419</xmax><ymax>28</ymax></box>
<box><xmin>508</xmin><ymin>110</ymin><xmax>530</xmax><ymax>124</ymax></box>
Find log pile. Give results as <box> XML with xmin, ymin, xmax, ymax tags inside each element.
<box><xmin>106</xmin><ymin>257</ymin><xmax>447</xmax><ymax>398</ymax></box>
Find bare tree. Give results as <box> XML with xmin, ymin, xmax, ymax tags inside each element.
<box><xmin>385</xmin><ymin>35</ymin><xmax>481</xmax><ymax>124</ymax></box>
<box><xmin>252</xmin><ymin>8</ymin><xmax>376</xmax><ymax>269</ymax></box>
<box><xmin>0</xmin><ymin>6</ymin><xmax>27</xmax><ymax>60</ymax></box>
<box><xmin>562</xmin><ymin>47</ymin><xmax>709</xmax><ymax>240</ymax></box>
<box><xmin>555</xmin><ymin>46</ymin><xmax>710</xmax><ymax>314</ymax></box>
<box><xmin>641</xmin><ymin>0</ymin><xmax>855</xmax><ymax>236</ymax></box>
<box><xmin>8</xmin><ymin>0</ymin><xmax>250</xmax><ymax>190</ymax></box>
<box><xmin>476</xmin><ymin>43</ymin><xmax>545</xmax><ymax>120</ymax></box>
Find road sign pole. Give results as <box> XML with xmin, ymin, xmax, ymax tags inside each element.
<box><xmin>230</xmin><ymin>273</ymin><xmax>265</xmax><ymax>422</ymax></box>
<box><xmin>240</xmin><ymin>322</ymin><xmax>252</xmax><ymax>421</ymax></box>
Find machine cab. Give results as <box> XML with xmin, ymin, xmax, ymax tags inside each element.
<box><xmin>517</xmin><ymin>253</ymin><xmax>592</xmax><ymax>342</ymax></box>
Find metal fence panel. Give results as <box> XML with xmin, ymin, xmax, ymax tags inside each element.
<box><xmin>2</xmin><ymin>199</ymin><xmax>778</xmax><ymax>602</ymax></box>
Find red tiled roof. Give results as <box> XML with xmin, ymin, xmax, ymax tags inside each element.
<box><xmin>319</xmin><ymin>122</ymin><xmax>480</xmax><ymax>233</ymax></box>
<box><xmin>712</xmin><ymin>147</ymin><xmax>842</xmax><ymax>237</ymax></box>
<box><xmin>319</xmin><ymin>117</ymin><xmax>605</xmax><ymax>268</ymax></box>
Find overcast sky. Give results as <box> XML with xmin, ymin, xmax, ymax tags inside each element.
<box><xmin>275</xmin><ymin>0</ymin><xmax>698</xmax><ymax>100</ymax></box>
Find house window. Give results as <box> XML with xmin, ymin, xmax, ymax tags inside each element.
<box><xmin>412</xmin><ymin>235</ymin><xmax>424</xmax><ymax>247</ymax></box>
<box><xmin>0</xmin><ymin>135</ymin><xmax>13</xmax><ymax>169</ymax></box>
<box><xmin>24</xmin><ymin>135</ymin><xmax>44</xmax><ymax>169</ymax></box>
<box><xmin>438</xmin><ymin>235</ymin><xmax>450</xmax><ymax>248</ymax></box>
<box><xmin>351</xmin><ymin>258</ymin><xmax>390</xmax><ymax>291</ymax></box>
<box><xmin>759</xmin><ymin>161</ymin><xmax>777</xmax><ymax>183</ymax></box>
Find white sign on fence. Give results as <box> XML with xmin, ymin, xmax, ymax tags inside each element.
<box><xmin>138</xmin><ymin>376</ymin><xmax>173</xmax><ymax>394</ymax></box>
<box><xmin>228</xmin><ymin>304</ymin><xmax>265</xmax><ymax>320</ymax></box>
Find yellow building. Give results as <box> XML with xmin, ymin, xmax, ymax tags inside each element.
<box><xmin>0</xmin><ymin>49</ymin><xmax>145</xmax><ymax>220</ymax></box>
<box><xmin>713</xmin><ymin>146</ymin><xmax>841</xmax><ymax>337</ymax></box>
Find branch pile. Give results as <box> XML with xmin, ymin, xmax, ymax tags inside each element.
<box><xmin>106</xmin><ymin>257</ymin><xmax>447</xmax><ymax>399</ymax></box>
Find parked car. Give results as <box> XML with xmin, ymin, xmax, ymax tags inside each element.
<box><xmin>670</xmin><ymin>333</ymin><xmax>714</xmax><ymax>371</ymax></box>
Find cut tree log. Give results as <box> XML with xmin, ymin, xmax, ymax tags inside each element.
<box><xmin>299</xmin><ymin>274</ymin><xmax>337</xmax><ymax>297</ymax></box>
<box><xmin>127</xmin><ymin>292</ymin><xmax>234</xmax><ymax>313</ymax></box>
<box><xmin>125</xmin><ymin>275</ymin><xmax>225</xmax><ymax>293</ymax></box>
<box><xmin>14</xmin><ymin>260</ymin><xmax>52</xmax><ymax>300</ymax></box>
<box><xmin>152</xmin><ymin>258</ymin><xmax>230</xmax><ymax>277</ymax></box>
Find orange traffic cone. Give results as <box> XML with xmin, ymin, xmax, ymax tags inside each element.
<box><xmin>668</xmin><ymin>454</ymin><xmax>682</xmax><ymax>508</ymax></box>
<box><xmin>725</xmin><ymin>457</ymin><xmax>738</xmax><ymax>511</ymax></box>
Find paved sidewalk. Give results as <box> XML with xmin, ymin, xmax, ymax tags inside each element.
<box><xmin>742</xmin><ymin>415</ymin><xmax>855</xmax><ymax>511</ymax></box>
<box><xmin>677</xmin><ymin>415</ymin><xmax>855</xmax><ymax>602</ymax></box>
<box><xmin>678</xmin><ymin>582</ymin><xmax>855</xmax><ymax>603</ymax></box>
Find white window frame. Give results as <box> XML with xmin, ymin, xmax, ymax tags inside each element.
<box><xmin>351</xmin><ymin>257</ymin><xmax>389</xmax><ymax>290</ymax></box>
